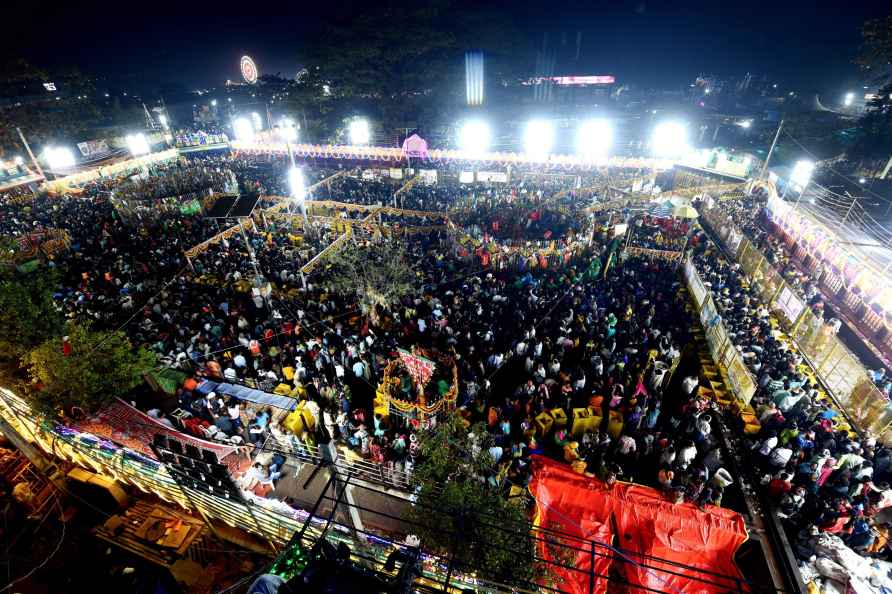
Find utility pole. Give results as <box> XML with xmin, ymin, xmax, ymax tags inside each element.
<box><xmin>16</xmin><ymin>127</ymin><xmax>44</xmax><ymax>179</ymax></box>
<box><xmin>841</xmin><ymin>191</ymin><xmax>857</xmax><ymax>226</ymax></box>
<box><xmin>760</xmin><ymin>119</ymin><xmax>784</xmax><ymax>180</ymax></box>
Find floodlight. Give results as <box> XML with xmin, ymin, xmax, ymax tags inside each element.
<box><xmin>576</xmin><ymin>119</ymin><xmax>612</xmax><ymax>159</ymax></box>
<box><xmin>844</xmin><ymin>92</ymin><xmax>854</xmax><ymax>107</ymax></box>
<box><xmin>250</xmin><ymin>112</ymin><xmax>263</xmax><ymax>131</ymax></box>
<box><xmin>738</xmin><ymin>120</ymin><xmax>752</xmax><ymax>129</ymax></box>
<box><xmin>42</xmin><ymin>147</ymin><xmax>75</xmax><ymax>170</ymax></box>
<box><xmin>13</xmin><ymin>156</ymin><xmax>24</xmax><ymax>166</ymax></box>
<box><xmin>650</xmin><ymin>121</ymin><xmax>689</xmax><ymax>158</ymax></box>
<box><xmin>350</xmin><ymin>119</ymin><xmax>370</xmax><ymax>145</ymax></box>
<box><xmin>158</xmin><ymin>114</ymin><xmax>169</xmax><ymax>130</ymax></box>
<box><xmin>211</xmin><ymin>99</ymin><xmax>218</xmax><ymax>106</ymax></box>
<box><xmin>790</xmin><ymin>159</ymin><xmax>815</xmax><ymax>191</ymax></box>
<box><xmin>523</xmin><ymin>119</ymin><xmax>555</xmax><ymax>160</ymax></box>
<box><xmin>279</xmin><ymin>118</ymin><xmax>299</xmax><ymax>143</ymax></box>
<box><xmin>126</xmin><ymin>133</ymin><xmax>151</xmax><ymax>156</ymax></box>
<box><xmin>859</xmin><ymin>178</ymin><xmax>866</xmax><ymax>184</ymax></box>
<box><xmin>288</xmin><ymin>167</ymin><xmax>305</xmax><ymax>201</ymax></box>
<box><xmin>233</xmin><ymin>118</ymin><xmax>255</xmax><ymax>142</ymax></box>
<box><xmin>458</xmin><ymin>120</ymin><xmax>492</xmax><ymax>155</ymax></box>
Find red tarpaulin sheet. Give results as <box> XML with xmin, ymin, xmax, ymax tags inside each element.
<box><xmin>529</xmin><ymin>456</ymin><xmax>748</xmax><ymax>594</ymax></box>
<box><xmin>532</xmin><ymin>458</ymin><xmax>615</xmax><ymax>593</ymax></box>
<box><xmin>73</xmin><ymin>398</ymin><xmax>240</xmax><ymax>471</ymax></box>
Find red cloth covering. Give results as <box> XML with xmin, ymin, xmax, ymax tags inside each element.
<box><xmin>530</xmin><ymin>456</ymin><xmax>748</xmax><ymax>594</ymax></box>
<box><xmin>73</xmin><ymin>398</ymin><xmax>241</xmax><ymax>472</ymax></box>
<box><xmin>531</xmin><ymin>458</ymin><xmax>614</xmax><ymax>593</ymax></box>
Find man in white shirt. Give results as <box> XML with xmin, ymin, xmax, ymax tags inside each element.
<box><xmin>769</xmin><ymin>445</ymin><xmax>793</xmax><ymax>469</ymax></box>
<box><xmin>757</xmin><ymin>434</ymin><xmax>778</xmax><ymax>456</ymax></box>
<box><xmin>677</xmin><ymin>441</ymin><xmax>697</xmax><ymax>468</ymax></box>
<box><xmin>681</xmin><ymin>376</ymin><xmax>699</xmax><ymax>396</ymax></box>
<box><xmin>618</xmin><ymin>435</ymin><xmax>637</xmax><ymax>455</ymax></box>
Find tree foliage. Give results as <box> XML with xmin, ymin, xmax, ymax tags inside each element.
<box><xmin>325</xmin><ymin>242</ymin><xmax>417</xmax><ymax>322</ymax></box>
<box><xmin>23</xmin><ymin>321</ymin><xmax>156</xmax><ymax>417</ymax></box>
<box><xmin>407</xmin><ymin>413</ymin><xmax>535</xmax><ymax>585</ymax></box>
<box><xmin>851</xmin><ymin>17</ymin><xmax>892</xmax><ymax>161</ymax></box>
<box><xmin>0</xmin><ymin>268</ymin><xmax>63</xmax><ymax>362</ymax></box>
<box><xmin>858</xmin><ymin>15</ymin><xmax>892</xmax><ymax>78</ymax></box>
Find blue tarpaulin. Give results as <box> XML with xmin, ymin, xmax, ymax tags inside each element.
<box><xmin>195</xmin><ymin>380</ymin><xmax>297</xmax><ymax>411</ymax></box>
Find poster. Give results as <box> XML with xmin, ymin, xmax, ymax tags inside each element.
<box><xmin>419</xmin><ymin>169</ymin><xmax>438</xmax><ymax>185</ymax></box>
<box><xmin>476</xmin><ymin>171</ymin><xmax>508</xmax><ymax>183</ymax></box>
<box><xmin>77</xmin><ymin>139</ymin><xmax>110</xmax><ymax>157</ymax></box>
<box><xmin>775</xmin><ymin>286</ymin><xmax>805</xmax><ymax>326</ymax></box>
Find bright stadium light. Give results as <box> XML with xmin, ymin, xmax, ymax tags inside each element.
<box><xmin>790</xmin><ymin>159</ymin><xmax>815</xmax><ymax>191</ymax></box>
<box><xmin>737</xmin><ymin>120</ymin><xmax>752</xmax><ymax>129</ymax></box>
<box><xmin>250</xmin><ymin>112</ymin><xmax>263</xmax><ymax>131</ymax></box>
<box><xmin>576</xmin><ymin>118</ymin><xmax>613</xmax><ymax>159</ymax></box>
<box><xmin>524</xmin><ymin>119</ymin><xmax>555</xmax><ymax>160</ymax></box>
<box><xmin>288</xmin><ymin>166</ymin><xmax>305</xmax><ymax>201</ymax></box>
<box><xmin>650</xmin><ymin>121</ymin><xmax>690</xmax><ymax>158</ymax></box>
<box><xmin>42</xmin><ymin>147</ymin><xmax>75</xmax><ymax>170</ymax></box>
<box><xmin>211</xmin><ymin>99</ymin><xmax>218</xmax><ymax>106</ymax></box>
<box><xmin>233</xmin><ymin>117</ymin><xmax>255</xmax><ymax>142</ymax></box>
<box><xmin>350</xmin><ymin>118</ymin><xmax>371</xmax><ymax>145</ymax></box>
<box><xmin>844</xmin><ymin>92</ymin><xmax>855</xmax><ymax>107</ymax></box>
<box><xmin>158</xmin><ymin>114</ymin><xmax>169</xmax><ymax>130</ymax></box>
<box><xmin>279</xmin><ymin>118</ymin><xmax>299</xmax><ymax>143</ymax></box>
<box><xmin>458</xmin><ymin>120</ymin><xmax>492</xmax><ymax>155</ymax></box>
<box><xmin>125</xmin><ymin>133</ymin><xmax>151</xmax><ymax>156</ymax></box>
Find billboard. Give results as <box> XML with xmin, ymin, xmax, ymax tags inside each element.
<box><xmin>526</xmin><ymin>75</ymin><xmax>615</xmax><ymax>86</ymax></box>
<box><xmin>77</xmin><ymin>140</ymin><xmax>111</xmax><ymax>158</ymax></box>
<box><xmin>476</xmin><ymin>171</ymin><xmax>507</xmax><ymax>183</ymax></box>
<box><xmin>419</xmin><ymin>169</ymin><xmax>438</xmax><ymax>185</ymax></box>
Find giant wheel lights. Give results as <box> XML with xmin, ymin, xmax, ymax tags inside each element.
<box><xmin>240</xmin><ymin>55</ymin><xmax>258</xmax><ymax>85</ymax></box>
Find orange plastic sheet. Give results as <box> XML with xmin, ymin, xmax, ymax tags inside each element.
<box><xmin>530</xmin><ymin>456</ymin><xmax>749</xmax><ymax>594</ymax></box>
<box><xmin>532</xmin><ymin>459</ymin><xmax>615</xmax><ymax>594</ymax></box>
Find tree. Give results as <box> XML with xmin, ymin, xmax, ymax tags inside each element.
<box><xmin>857</xmin><ymin>15</ymin><xmax>892</xmax><ymax>77</ymax></box>
<box><xmin>851</xmin><ymin>16</ymin><xmax>892</xmax><ymax>162</ymax></box>
<box><xmin>23</xmin><ymin>321</ymin><xmax>156</xmax><ymax>417</ymax></box>
<box><xmin>325</xmin><ymin>242</ymin><xmax>417</xmax><ymax>324</ymax></box>
<box><xmin>407</xmin><ymin>412</ymin><xmax>535</xmax><ymax>585</ymax></box>
<box><xmin>0</xmin><ymin>268</ymin><xmax>63</xmax><ymax>362</ymax></box>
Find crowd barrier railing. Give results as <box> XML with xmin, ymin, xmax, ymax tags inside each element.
<box><xmin>682</xmin><ymin>257</ymin><xmax>757</xmax><ymax>404</ymax></box>
<box><xmin>700</xmin><ymin>205</ymin><xmax>892</xmax><ymax>441</ymax></box>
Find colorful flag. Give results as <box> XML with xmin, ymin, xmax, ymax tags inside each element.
<box><xmin>397</xmin><ymin>348</ymin><xmax>436</xmax><ymax>390</ymax></box>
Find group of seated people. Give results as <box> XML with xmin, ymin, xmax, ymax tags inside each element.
<box><xmin>628</xmin><ymin>214</ymin><xmax>691</xmax><ymax>251</ymax></box>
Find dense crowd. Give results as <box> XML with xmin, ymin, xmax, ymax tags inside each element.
<box><xmin>8</xmin><ymin>150</ymin><xmax>892</xmax><ymax>589</ymax></box>
<box><xmin>691</xmin><ymin>232</ymin><xmax>892</xmax><ymax>581</ymax></box>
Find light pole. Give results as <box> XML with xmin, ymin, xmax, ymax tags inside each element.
<box><xmin>16</xmin><ymin>128</ymin><xmax>44</xmax><ymax>179</ymax></box>
<box><xmin>760</xmin><ymin>119</ymin><xmax>783</xmax><ymax>180</ymax></box>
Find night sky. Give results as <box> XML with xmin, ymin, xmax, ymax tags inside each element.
<box><xmin>4</xmin><ymin>0</ymin><xmax>888</xmax><ymax>92</ymax></box>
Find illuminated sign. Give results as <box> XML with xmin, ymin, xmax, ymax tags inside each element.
<box><xmin>525</xmin><ymin>76</ymin><xmax>615</xmax><ymax>86</ymax></box>
<box><xmin>43</xmin><ymin>82</ymin><xmax>57</xmax><ymax>92</ymax></box>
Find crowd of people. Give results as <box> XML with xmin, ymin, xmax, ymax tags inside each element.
<box><xmin>690</xmin><ymin>219</ymin><xmax>892</xmax><ymax>582</ymax></box>
<box><xmin>6</xmin><ymin>149</ymin><xmax>892</xmax><ymax>589</ymax></box>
